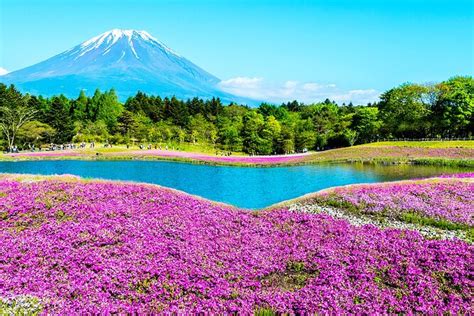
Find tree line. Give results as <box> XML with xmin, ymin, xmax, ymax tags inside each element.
<box><xmin>0</xmin><ymin>76</ymin><xmax>472</xmax><ymax>154</ymax></box>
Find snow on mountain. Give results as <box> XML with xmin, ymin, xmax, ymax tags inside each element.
<box><xmin>1</xmin><ymin>29</ymin><xmax>251</xmax><ymax>104</ymax></box>
<box><xmin>74</xmin><ymin>29</ymin><xmax>181</xmax><ymax>59</ymax></box>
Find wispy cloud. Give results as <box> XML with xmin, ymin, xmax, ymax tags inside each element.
<box><xmin>218</xmin><ymin>77</ymin><xmax>379</xmax><ymax>104</ymax></box>
<box><xmin>0</xmin><ymin>67</ymin><xmax>9</xmax><ymax>76</ymax></box>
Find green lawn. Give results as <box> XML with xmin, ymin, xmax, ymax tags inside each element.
<box><xmin>70</xmin><ymin>142</ymin><xmax>241</xmax><ymax>155</ymax></box>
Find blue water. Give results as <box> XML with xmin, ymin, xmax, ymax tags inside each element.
<box><xmin>0</xmin><ymin>160</ymin><xmax>465</xmax><ymax>208</ymax></box>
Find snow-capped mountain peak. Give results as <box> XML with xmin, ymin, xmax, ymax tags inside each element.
<box><xmin>72</xmin><ymin>29</ymin><xmax>180</xmax><ymax>61</ymax></box>
<box><xmin>0</xmin><ymin>29</ymin><xmax>252</xmax><ymax>104</ymax></box>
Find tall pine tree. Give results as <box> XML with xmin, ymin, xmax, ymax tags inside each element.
<box><xmin>46</xmin><ymin>96</ymin><xmax>75</xmax><ymax>143</ymax></box>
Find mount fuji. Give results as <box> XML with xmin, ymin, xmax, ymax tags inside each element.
<box><xmin>1</xmin><ymin>29</ymin><xmax>251</xmax><ymax>103</ymax></box>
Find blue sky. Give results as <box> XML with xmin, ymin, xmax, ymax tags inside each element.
<box><xmin>0</xmin><ymin>0</ymin><xmax>472</xmax><ymax>103</ymax></box>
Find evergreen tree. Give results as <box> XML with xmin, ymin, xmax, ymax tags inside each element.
<box><xmin>45</xmin><ymin>96</ymin><xmax>75</xmax><ymax>143</ymax></box>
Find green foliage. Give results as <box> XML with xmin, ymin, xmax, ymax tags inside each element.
<box><xmin>73</xmin><ymin>120</ymin><xmax>110</xmax><ymax>142</ymax></box>
<box><xmin>44</xmin><ymin>96</ymin><xmax>75</xmax><ymax>143</ymax></box>
<box><xmin>17</xmin><ymin>121</ymin><xmax>55</xmax><ymax>147</ymax></box>
<box><xmin>0</xmin><ymin>85</ymin><xmax>38</xmax><ymax>150</ymax></box>
<box><xmin>399</xmin><ymin>212</ymin><xmax>472</xmax><ymax>233</ymax></box>
<box><xmin>260</xmin><ymin>260</ymin><xmax>319</xmax><ymax>292</ymax></box>
<box><xmin>432</xmin><ymin>76</ymin><xmax>474</xmax><ymax>137</ymax></box>
<box><xmin>254</xmin><ymin>307</ymin><xmax>277</xmax><ymax>316</ymax></box>
<box><xmin>378</xmin><ymin>83</ymin><xmax>431</xmax><ymax>138</ymax></box>
<box><xmin>351</xmin><ymin>106</ymin><xmax>382</xmax><ymax>143</ymax></box>
<box><xmin>0</xmin><ymin>76</ymin><xmax>472</xmax><ymax>153</ymax></box>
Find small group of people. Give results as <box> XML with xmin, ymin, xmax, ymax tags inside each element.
<box><xmin>138</xmin><ymin>144</ymin><xmax>157</xmax><ymax>150</ymax></box>
<box><xmin>215</xmin><ymin>150</ymin><xmax>233</xmax><ymax>156</ymax></box>
<box><xmin>135</xmin><ymin>144</ymin><xmax>184</xmax><ymax>151</ymax></box>
<box><xmin>6</xmin><ymin>141</ymin><xmax>191</xmax><ymax>153</ymax></box>
<box><xmin>49</xmin><ymin>143</ymin><xmax>77</xmax><ymax>151</ymax></box>
<box><xmin>8</xmin><ymin>146</ymin><xmax>19</xmax><ymax>153</ymax></box>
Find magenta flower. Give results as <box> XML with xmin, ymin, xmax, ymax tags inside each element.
<box><xmin>0</xmin><ymin>175</ymin><xmax>472</xmax><ymax>314</ymax></box>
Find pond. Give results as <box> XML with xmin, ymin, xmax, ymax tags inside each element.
<box><xmin>0</xmin><ymin>160</ymin><xmax>467</xmax><ymax>208</ymax></box>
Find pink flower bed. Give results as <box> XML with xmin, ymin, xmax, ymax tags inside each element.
<box><xmin>6</xmin><ymin>151</ymin><xmax>84</xmax><ymax>158</ymax></box>
<box><xmin>122</xmin><ymin>150</ymin><xmax>310</xmax><ymax>164</ymax></box>
<box><xmin>0</xmin><ymin>177</ymin><xmax>472</xmax><ymax>314</ymax></box>
<box><xmin>6</xmin><ymin>149</ymin><xmax>309</xmax><ymax>164</ymax></box>
<box><xmin>439</xmin><ymin>172</ymin><xmax>474</xmax><ymax>178</ymax></box>
<box><xmin>315</xmin><ymin>174</ymin><xmax>474</xmax><ymax>226</ymax></box>
<box><xmin>305</xmin><ymin>146</ymin><xmax>474</xmax><ymax>161</ymax></box>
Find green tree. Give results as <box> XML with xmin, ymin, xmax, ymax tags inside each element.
<box><xmin>45</xmin><ymin>96</ymin><xmax>75</xmax><ymax>143</ymax></box>
<box><xmin>280</xmin><ymin>124</ymin><xmax>295</xmax><ymax>154</ymax></box>
<box><xmin>71</xmin><ymin>90</ymin><xmax>88</xmax><ymax>121</ymax></box>
<box><xmin>351</xmin><ymin>106</ymin><xmax>382</xmax><ymax>143</ymax></box>
<box><xmin>73</xmin><ymin>120</ymin><xmax>110</xmax><ymax>142</ymax></box>
<box><xmin>17</xmin><ymin>121</ymin><xmax>55</xmax><ymax>146</ymax></box>
<box><xmin>117</xmin><ymin>111</ymin><xmax>137</xmax><ymax>137</ymax></box>
<box><xmin>151</xmin><ymin>121</ymin><xmax>173</xmax><ymax>143</ymax></box>
<box><xmin>432</xmin><ymin>76</ymin><xmax>474</xmax><ymax>137</ymax></box>
<box><xmin>133</xmin><ymin>114</ymin><xmax>152</xmax><ymax>142</ymax></box>
<box><xmin>219</xmin><ymin>124</ymin><xmax>242</xmax><ymax>151</ymax></box>
<box><xmin>261</xmin><ymin>115</ymin><xmax>281</xmax><ymax>154</ymax></box>
<box><xmin>0</xmin><ymin>85</ymin><xmax>37</xmax><ymax>151</ymax></box>
<box><xmin>378</xmin><ymin>84</ymin><xmax>431</xmax><ymax>138</ymax></box>
<box><xmin>241</xmin><ymin>111</ymin><xmax>265</xmax><ymax>154</ymax></box>
<box><xmin>96</xmin><ymin>89</ymin><xmax>123</xmax><ymax>130</ymax></box>
<box><xmin>188</xmin><ymin>114</ymin><xmax>214</xmax><ymax>144</ymax></box>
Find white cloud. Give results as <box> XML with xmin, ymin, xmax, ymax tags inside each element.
<box><xmin>218</xmin><ymin>77</ymin><xmax>379</xmax><ymax>104</ymax></box>
<box><xmin>331</xmin><ymin>89</ymin><xmax>380</xmax><ymax>104</ymax></box>
<box><xmin>0</xmin><ymin>67</ymin><xmax>8</xmax><ymax>76</ymax></box>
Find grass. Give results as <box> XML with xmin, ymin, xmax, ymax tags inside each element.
<box><xmin>260</xmin><ymin>261</ymin><xmax>319</xmax><ymax>292</ymax></box>
<box><xmin>71</xmin><ymin>142</ymin><xmax>234</xmax><ymax>155</ymax></box>
<box><xmin>400</xmin><ymin>212</ymin><xmax>474</xmax><ymax>242</ymax></box>
<box><xmin>411</xmin><ymin>158</ymin><xmax>474</xmax><ymax>168</ymax></box>
<box><xmin>254</xmin><ymin>308</ymin><xmax>277</xmax><ymax>316</ymax></box>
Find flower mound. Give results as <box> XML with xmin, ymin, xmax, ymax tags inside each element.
<box><xmin>0</xmin><ymin>178</ymin><xmax>472</xmax><ymax>314</ymax></box>
<box><xmin>316</xmin><ymin>175</ymin><xmax>474</xmax><ymax>226</ymax></box>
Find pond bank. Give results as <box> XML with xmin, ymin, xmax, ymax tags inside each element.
<box><xmin>2</xmin><ymin>142</ymin><xmax>474</xmax><ymax>167</ymax></box>
<box><xmin>276</xmin><ymin>173</ymin><xmax>474</xmax><ymax>242</ymax></box>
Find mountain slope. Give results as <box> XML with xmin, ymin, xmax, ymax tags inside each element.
<box><xmin>1</xmin><ymin>29</ymin><xmax>248</xmax><ymax>103</ymax></box>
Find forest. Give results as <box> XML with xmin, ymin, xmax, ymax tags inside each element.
<box><xmin>0</xmin><ymin>76</ymin><xmax>472</xmax><ymax>154</ymax></box>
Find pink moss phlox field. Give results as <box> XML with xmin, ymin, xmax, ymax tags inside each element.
<box><xmin>318</xmin><ymin>174</ymin><xmax>474</xmax><ymax>226</ymax></box>
<box><xmin>6</xmin><ymin>151</ymin><xmax>84</xmax><ymax>158</ymax></box>
<box><xmin>302</xmin><ymin>146</ymin><xmax>474</xmax><ymax>162</ymax></box>
<box><xmin>5</xmin><ymin>144</ymin><xmax>474</xmax><ymax>165</ymax></box>
<box><xmin>115</xmin><ymin>150</ymin><xmax>310</xmax><ymax>164</ymax></box>
<box><xmin>439</xmin><ymin>172</ymin><xmax>474</xmax><ymax>178</ymax></box>
<box><xmin>6</xmin><ymin>150</ymin><xmax>309</xmax><ymax>164</ymax></box>
<box><xmin>0</xmin><ymin>178</ymin><xmax>472</xmax><ymax>314</ymax></box>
